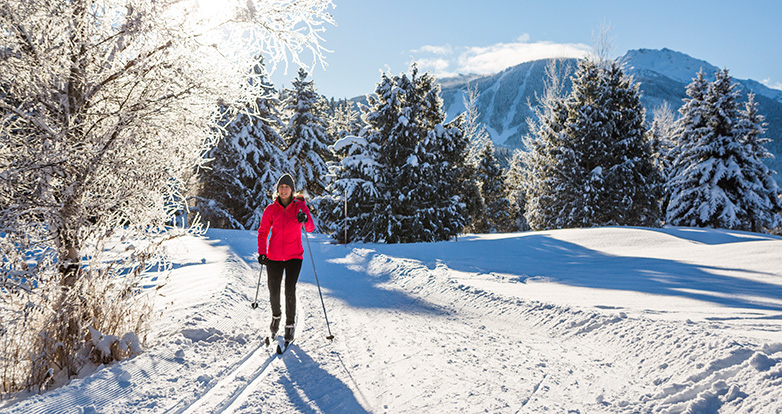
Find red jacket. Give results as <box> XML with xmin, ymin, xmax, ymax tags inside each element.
<box><xmin>257</xmin><ymin>195</ymin><xmax>315</xmax><ymax>261</ymax></box>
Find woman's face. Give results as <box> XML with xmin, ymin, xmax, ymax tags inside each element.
<box><xmin>278</xmin><ymin>184</ymin><xmax>292</xmax><ymax>199</ymax></box>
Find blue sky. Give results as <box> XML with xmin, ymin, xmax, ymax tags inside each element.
<box><xmin>268</xmin><ymin>0</ymin><xmax>782</xmax><ymax>99</ymax></box>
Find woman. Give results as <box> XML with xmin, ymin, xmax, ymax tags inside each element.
<box><xmin>257</xmin><ymin>173</ymin><xmax>315</xmax><ymax>342</ymax></box>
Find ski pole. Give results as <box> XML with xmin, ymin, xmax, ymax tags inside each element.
<box><xmin>303</xmin><ymin>226</ymin><xmax>335</xmax><ymax>340</ymax></box>
<box><xmin>251</xmin><ymin>264</ymin><xmax>264</xmax><ymax>309</ymax></box>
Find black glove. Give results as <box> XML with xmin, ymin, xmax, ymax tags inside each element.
<box><xmin>296</xmin><ymin>211</ymin><xmax>308</xmax><ymax>223</ymax></box>
<box><xmin>258</xmin><ymin>254</ymin><xmax>268</xmax><ymax>265</ymax></box>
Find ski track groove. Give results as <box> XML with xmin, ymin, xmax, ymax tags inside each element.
<box><xmin>168</xmin><ymin>330</ymin><xmax>316</xmax><ymax>414</ymax></box>
<box><xmin>171</xmin><ymin>342</ymin><xmax>277</xmax><ymax>414</ymax></box>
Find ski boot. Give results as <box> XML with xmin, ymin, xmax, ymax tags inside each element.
<box><xmin>270</xmin><ymin>316</ymin><xmax>281</xmax><ymax>337</ymax></box>
<box><xmin>265</xmin><ymin>316</ymin><xmax>281</xmax><ymax>346</ymax></box>
<box><xmin>284</xmin><ymin>325</ymin><xmax>295</xmax><ymax>342</ymax></box>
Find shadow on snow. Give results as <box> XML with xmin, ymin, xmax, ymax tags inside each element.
<box><xmin>280</xmin><ymin>344</ymin><xmax>371</xmax><ymax>414</ymax></box>
<box><xmin>207</xmin><ymin>227</ymin><xmax>782</xmax><ymax>314</ymax></box>
<box><xmin>206</xmin><ymin>229</ymin><xmax>445</xmax><ymax>315</ymax></box>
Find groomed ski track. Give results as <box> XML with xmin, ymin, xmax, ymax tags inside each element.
<box><xmin>168</xmin><ymin>340</ymin><xmax>278</xmax><ymax>414</ymax></box>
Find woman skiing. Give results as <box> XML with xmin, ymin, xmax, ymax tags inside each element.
<box><xmin>257</xmin><ymin>173</ymin><xmax>315</xmax><ymax>343</ymax></box>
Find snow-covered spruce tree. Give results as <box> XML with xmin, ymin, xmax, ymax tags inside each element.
<box><xmin>523</xmin><ymin>58</ymin><xmax>660</xmax><ymax>230</ymax></box>
<box><xmin>363</xmin><ymin>72</ymin><xmax>409</xmax><ymax>242</ymax></box>
<box><xmin>198</xmin><ymin>59</ymin><xmax>288</xmax><ymax>230</ymax></box>
<box><xmin>523</xmin><ymin>60</ymin><xmax>584</xmax><ymax>230</ymax></box>
<box><xmin>667</xmin><ymin>70</ymin><xmax>782</xmax><ymax>231</ymax></box>
<box><xmin>736</xmin><ymin>92</ymin><xmax>782</xmax><ymax>231</ymax></box>
<box><xmin>364</xmin><ymin>66</ymin><xmax>469</xmax><ymax>243</ymax></box>
<box><xmin>411</xmin><ymin>116</ymin><xmax>471</xmax><ymax>242</ymax></box>
<box><xmin>282</xmin><ymin>68</ymin><xmax>333</xmax><ymax>196</ymax></box>
<box><xmin>0</xmin><ymin>0</ymin><xmax>333</xmax><ymax>392</ymax></box>
<box><xmin>666</xmin><ymin>69</ymin><xmax>780</xmax><ymax>231</ymax></box>
<box><xmin>411</xmin><ymin>70</ymin><xmax>472</xmax><ymax>241</ymax></box>
<box><xmin>598</xmin><ymin>61</ymin><xmax>661</xmax><ymax>226</ymax></box>
<box><xmin>316</xmin><ymin>133</ymin><xmax>380</xmax><ymax>243</ymax></box>
<box><xmin>471</xmin><ymin>141</ymin><xmax>514</xmax><ymax>233</ymax></box>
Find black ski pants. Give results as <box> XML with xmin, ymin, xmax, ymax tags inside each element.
<box><xmin>267</xmin><ymin>258</ymin><xmax>303</xmax><ymax>326</ymax></box>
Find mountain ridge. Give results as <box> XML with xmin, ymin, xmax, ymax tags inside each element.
<box><xmin>346</xmin><ymin>48</ymin><xmax>782</xmax><ymax>179</ymax></box>
<box><xmin>432</xmin><ymin>48</ymin><xmax>782</xmax><ymax>176</ymax></box>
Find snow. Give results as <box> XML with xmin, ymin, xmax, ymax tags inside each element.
<box><xmin>332</xmin><ymin>135</ymin><xmax>367</xmax><ymax>153</ymax></box>
<box><xmin>3</xmin><ymin>226</ymin><xmax>782</xmax><ymax>413</ymax></box>
<box><xmin>624</xmin><ymin>48</ymin><xmax>719</xmax><ymax>85</ymax></box>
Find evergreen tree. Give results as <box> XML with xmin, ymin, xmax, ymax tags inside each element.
<box><xmin>282</xmin><ymin>68</ymin><xmax>332</xmax><ymax>196</ymax></box>
<box><xmin>737</xmin><ymin>93</ymin><xmax>782</xmax><ymax>231</ymax></box>
<box><xmin>666</xmin><ymin>69</ymin><xmax>780</xmax><ymax>231</ymax></box>
<box><xmin>522</xmin><ymin>81</ymin><xmax>571</xmax><ymax>231</ymax></box>
<box><xmin>598</xmin><ymin>62</ymin><xmax>661</xmax><ymax>226</ymax></box>
<box><xmin>408</xmin><ymin>70</ymin><xmax>471</xmax><ymax>241</ymax></box>
<box><xmin>505</xmin><ymin>150</ymin><xmax>529</xmax><ymax>231</ymax></box>
<box><xmin>664</xmin><ymin>70</ymin><xmax>709</xmax><ymax>206</ymax></box>
<box><xmin>471</xmin><ymin>141</ymin><xmax>513</xmax><ymax>233</ymax></box>
<box><xmin>523</xmin><ymin>58</ymin><xmax>660</xmax><ymax>230</ymax></box>
<box><xmin>199</xmin><ymin>60</ymin><xmax>287</xmax><ymax>229</ymax></box>
<box><xmin>315</xmin><ymin>133</ymin><xmax>380</xmax><ymax>243</ymax></box>
<box><xmin>364</xmin><ymin>66</ymin><xmax>468</xmax><ymax>243</ymax></box>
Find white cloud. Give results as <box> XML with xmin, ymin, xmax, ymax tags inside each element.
<box><xmin>409</xmin><ymin>36</ymin><xmax>590</xmax><ymax>79</ymax></box>
<box><xmin>412</xmin><ymin>57</ymin><xmax>455</xmax><ymax>78</ymax></box>
<box><xmin>412</xmin><ymin>44</ymin><xmax>453</xmax><ymax>55</ymax></box>
<box><xmin>761</xmin><ymin>78</ymin><xmax>782</xmax><ymax>91</ymax></box>
<box><xmin>457</xmin><ymin>41</ymin><xmax>590</xmax><ymax>76</ymax></box>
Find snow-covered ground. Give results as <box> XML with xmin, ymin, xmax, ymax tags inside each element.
<box><xmin>2</xmin><ymin>226</ymin><xmax>781</xmax><ymax>413</ymax></box>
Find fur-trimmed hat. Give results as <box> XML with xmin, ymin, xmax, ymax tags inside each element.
<box><xmin>276</xmin><ymin>173</ymin><xmax>295</xmax><ymax>191</ymax></box>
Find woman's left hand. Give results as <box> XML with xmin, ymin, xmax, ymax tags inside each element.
<box><xmin>296</xmin><ymin>211</ymin><xmax>308</xmax><ymax>223</ymax></box>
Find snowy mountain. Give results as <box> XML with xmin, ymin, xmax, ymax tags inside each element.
<box><xmin>3</xmin><ymin>227</ymin><xmax>781</xmax><ymax>413</ymax></box>
<box><xmin>434</xmin><ymin>48</ymin><xmax>782</xmax><ymax>175</ymax></box>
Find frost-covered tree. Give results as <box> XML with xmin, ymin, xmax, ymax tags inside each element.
<box><xmin>329</xmin><ymin>100</ymin><xmax>362</xmax><ymax>142</ymax></box>
<box><xmin>648</xmin><ymin>102</ymin><xmax>678</xmax><ymax>212</ymax></box>
<box><xmin>648</xmin><ymin>102</ymin><xmax>678</xmax><ymax>177</ymax></box>
<box><xmin>523</xmin><ymin>58</ymin><xmax>659</xmax><ymax>230</ymax></box>
<box><xmin>667</xmin><ymin>69</ymin><xmax>782</xmax><ymax>231</ymax></box>
<box><xmin>505</xmin><ymin>150</ymin><xmax>530</xmax><ymax>231</ymax></box>
<box><xmin>0</xmin><ymin>0</ymin><xmax>333</xmax><ymax>392</ymax></box>
<box><xmin>199</xmin><ymin>59</ymin><xmax>288</xmax><ymax>230</ymax></box>
<box><xmin>282</xmin><ymin>68</ymin><xmax>332</xmax><ymax>196</ymax></box>
<box><xmin>463</xmin><ymin>85</ymin><xmax>492</xmax><ymax>165</ymax></box>
<box><xmin>523</xmin><ymin>59</ymin><xmax>570</xmax><ymax>231</ymax></box>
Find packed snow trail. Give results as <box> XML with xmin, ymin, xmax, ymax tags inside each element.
<box><xmin>169</xmin><ymin>341</ymin><xmax>277</xmax><ymax>414</ymax></box>
<box><xmin>2</xmin><ymin>227</ymin><xmax>781</xmax><ymax>413</ymax></box>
